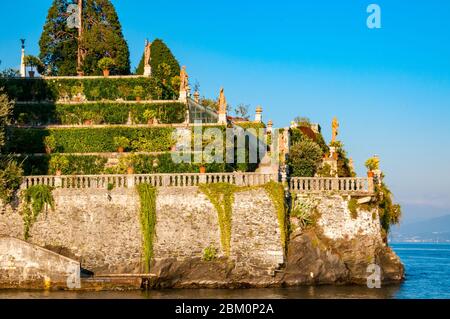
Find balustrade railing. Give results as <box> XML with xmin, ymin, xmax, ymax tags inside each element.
<box><xmin>21</xmin><ymin>173</ymin><xmax>276</xmax><ymax>190</ymax></box>
<box><xmin>21</xmin><ymin>174</ymin><xmax>374</xmax><ymax>194</ymax></box>
<box><xmin>289</xmin><ymin>177</ymin><xmax>374</xmax><ymax>194</ymax></box>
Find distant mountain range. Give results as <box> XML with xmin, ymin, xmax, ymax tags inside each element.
<box><xmin>391</xmin><ymin>214</ymin><xmax>450</xmax><ymax>243</ymax></box>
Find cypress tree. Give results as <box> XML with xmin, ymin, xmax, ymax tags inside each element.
<box><xmin>39</xmin><ymin>0</ymin><xmax>78</xmax><ymax>75</ymax></box>
<box><xmin>136</xmin><ymin>39</ymin><xmax>180</xmax><ymax>80</ymax></box>
<box><xmin>39</xmin><ymin>0</ymin><xmax>130</xmax><ymax>76</ymax></box>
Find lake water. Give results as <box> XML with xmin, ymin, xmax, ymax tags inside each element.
<box><xmin>1</xmin><ymin>243</ymin><xmax>449</xmax><ymax>299</ymax></box>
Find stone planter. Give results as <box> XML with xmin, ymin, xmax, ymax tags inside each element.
<box><xmin>103</xmin><ymin>69</ymin><xmax>110</xmax><ymax>77</ymax></box>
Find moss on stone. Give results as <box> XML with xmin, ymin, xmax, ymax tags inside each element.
<box><xmin>348</xmin><ymin>198</ymin><xmax>358</xmax><ymax>219</ymax></box>
<box><xmin>262</xmin><ymin>182</ymin><xmax>288</xmax><ymax>251</ymax></box>
<box><xmin>136</xmin><ymin>183</ymin><xmax>157</xmax><ymax>273</ymax></box>
<box><xmin>199</xmin><ymin>183</ymin><xmax>237</xmax><ymax>257</ymax></box>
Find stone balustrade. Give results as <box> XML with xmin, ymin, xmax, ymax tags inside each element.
<box><xmin>21</xmin><ymin>173</ymin><xmax>277</xmax><ymax>190</ymax></box>
<box><xmin>289</xmin><ymin>177</ymin><xmax>374</xmax><ymax>195</ymax></box>
<box><xmin>21</xmin><ymin>174</ymin><xmax>374</xmax><ymax>194</ymax></box>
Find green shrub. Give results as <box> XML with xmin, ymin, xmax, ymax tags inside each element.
<box><xmin>288</xmin><ymin>139</ymin><xmax>323</xmax><ymax>177</ymax></box>
<box><xmin>11</xmin><ymin>102</ymin><xmax>186</xmax><ymax>125</ymax></box>
<box><xmin>14</xmin><ymin>155</ymin><xmax>107</xmax><ymax>175</ymax></box>
<box><xmin>0</xmin><ymin>157</ymin><xmax>24</xmax><ymax>203</ymax></box>
<box><xmin>113</xmin><ymin>136</ymin><xmax>130</xmax><ymax>151</ymax></box>
<box><xmin>134</xmin><ymin>86</ymin><xmax>145</xmax><ymax>99</ymax></box>
<box><xmin>23</xmin><ymin>55</ymin><xmax>43</xmax><ymax>71</ymax></box>
<box><xmin>348</xmin><ymin>198</ymin><xmax>358</xmax><ymax>219</ymax></box>
<box><xmin>0</xmin><ymin>77</ymin><xmax>169</xmax><ymax>102</ymax></box>
<box><xmin>48</xmin><ymin>154</ymin><xmax>69</xmax><ymax>174</ymax></box>
<box><xmin>98</xmin><ymin>57</ymin><xmax>115</xmax><ymax>71</ymax></box>
<box><xmin>291</xmin><ymin>198</ymin><xmax>319</xmax><ymax>230</ymax></box>
<box><xmin>317</xmin><ymin>163</ymin><xmax>333</xmax><ymax>177</ymax></box>
<box><xmin>6</xmin><ymin>127</ymin><xmax>175</xmax><ymax>153</ymax></box>
<box><xmin>377</xmin><ymin>183</ymin><xmax>402</xmax><ymax>237</ymax></box>
<box><xmin>330</xmin><ymin>141</ymin><xmax>353</xmax><ymax>177</ymax></box>
<box><xmin>365</xmin><ymin>157</ymin><xmax>380</xmax><ymax>171</ymax></box>
<box><xmin>202</xmin><ymin>245</ymin><xmax>217</xmax><ymax>261</ymax></box>
<box><xmin>44</xmin><ymin>135</ymin><xmax>56</xmax><ymax>153</ymax></box>
<box><xmin>21</xmin><ymin>185</ymin><xmax>55</xmax><ymax>240</ymax></box>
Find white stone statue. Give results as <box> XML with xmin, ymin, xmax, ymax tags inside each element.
<box><xmin>143</xmin><ymin>39</ymin><xmax>152</xmax><ymax>76</ymax></box>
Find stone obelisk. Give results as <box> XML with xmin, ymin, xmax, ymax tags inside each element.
<box><xmin>20</xmin><ymin>39</ymin><xmax>26</xmax><ymax>78</ymax></box>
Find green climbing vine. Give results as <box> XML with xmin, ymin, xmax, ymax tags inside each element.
<box><xmin>199</xmin><ymin>183</ymin><xmax>237</xmax><ymax>257</ymax></box>
<box><xmin>376</xmin><ymin>183</ymin><xmax>402</xmax><ymax>240</ymax></box>
<box><xmin>21</xmin><ymin>185</ymin><xmax>55</xmax><ymax>240</ymax></box>
<box><xmin>136</xmin><ymin>183</ymin><xmax>157</xmax><ymax>273</ymax></box>
<box><xmin>263</xmin><ymin>182</ymin><xmax>288</xmax><ymax>251</ymax></box>
<box><xmin>199</xmin><ymin>181</ymin><xmax>288</xmax><ymax>257</ymax></box>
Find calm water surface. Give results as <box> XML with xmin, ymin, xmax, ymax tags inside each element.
<box><xmin>1</xmin><ymin>243</ymin><xmax>449</xmax><ymax>299</ymax></box>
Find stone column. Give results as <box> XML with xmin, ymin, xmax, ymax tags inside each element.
<box><xmin>218</xmin><ymin>112</ymin><xmax>227</xmax><ymax>125</ymax></box>
<box><xmin>368</xmin><ymin>177</ymin><xmax>375</xmax><ymax>193</ymax></box>
<box><xmin>20</xmin><ymin>40</ymin><xmax>26</xmax><ymax>78</ymax></box>
<box><xmin>127</xmin><ymin>175</ymin><xmax>135</xmax><ymax>189</ymax></box>
<box><xmin>373</xmin><ymin>169</ymin><xmax>383</xmax><ymax>186</ymax></box>
<box><xmin>54</xmin><ymin>176</ymin><xmax>62</xmax><ymax>188</ymax></box>
<box><xmin>179</xmin><ymin>90</ymin><xmax>188</xmax><ymax>103</ymax></box>
<box><xmin>235</xmin><ymin>172</ymin><xmax>244</xmax><ymax>186</ymax></box>
<box><xmin>255</xmin><ymin>106</ymin><xmax>263</xmax><ymax>123</ymax></box>
<box><xmin>194</xmin><ymin>90</ymin><xmax>200</xmax><ymax>103</ymax></box>
<box><xmin>267</xmin><ymin>120</ymin><xmax>273</xmax><ymax>134</ymax></box>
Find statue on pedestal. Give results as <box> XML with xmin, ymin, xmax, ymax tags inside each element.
<box><xmin>218</xmin><ymin>88</ymin><xmax>227</xmax><ymax>113</ymax></box>
<box><xmin>217</xmin><ymin>87</ymin><xmax>227</xmax><ymax>124</ymax></box>
<box><xmin>180</xmin><ymin>66</ymin><xmax>189</xmax><ymax>92</ymax></box>
<box><xmin>143</xmin><ymin>39</ymin><xmax>152</xmax><ymax>76</ymax></box>
<box><xmin>178</xmin><ymin>66</ymin><xmax>189</xmax><ymax>103</ymax></box>
<box><xmin>332</xmin><ymin>117</ymin><xmax>339</xmax><ymax>143</ymax></box>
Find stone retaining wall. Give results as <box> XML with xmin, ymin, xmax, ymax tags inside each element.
<box><xmin>0</xmin><ymin>187</ymin><xmax>284</xmax><ymax>275</ymax></box>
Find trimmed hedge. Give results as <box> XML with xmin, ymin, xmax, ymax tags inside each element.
<box><xmin>106</xmin><ymin>153</ymin><xmax>231</xmax><ymax>175</ymax></box>
<box><xmin>6</xmin><ymin>127</ymin><xmax>175</xmax><ymax>153</ymax></box>
<box><xmin>234</xmin><ymin>122</ymin><xmax>266</xmax><ymax>130</ymax></box>
<box><xmin>15</xmin><ymin>155</ymin><xmax>107</xmax><ymax>175</ymax></box>
<box><xmin>12</xmin><ymin>102</ymin><xmax>186</xmax><ymax>125</ymax></box>
<box><xmin>0</xmin><ymin>77</ymin><xmax>178</xmax><ymax>102</ymax></box>
<box><xmin>14</xmin><ymin>153</ymin><xmax>231</xmax><ymax>176</ymax></box>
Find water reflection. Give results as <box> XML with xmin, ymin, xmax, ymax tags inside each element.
<box><xmin>0</xmin><ymin>285</ymin><xmax>402</xmax><ymax>299</ymax></box>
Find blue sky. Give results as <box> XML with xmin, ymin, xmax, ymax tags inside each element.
<box><xmin>1</xmin><ymin>0</ymin><xmax>450</xmax><ymax>223</ymax></box>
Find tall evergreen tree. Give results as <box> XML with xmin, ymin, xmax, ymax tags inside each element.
<box><xmin>136</xmin><ymin>39</ymin><xmax>180</xmax><ymax>80</ymax></box>
<box><xmin>0</xmin><ymin>90</ymin><xmax>13</xmax><ymax>152</ymax></box>
<box><xmin>39</xmin><ymin>0</ymin><xmax>130</xmax><ymax>76</ymax></box>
